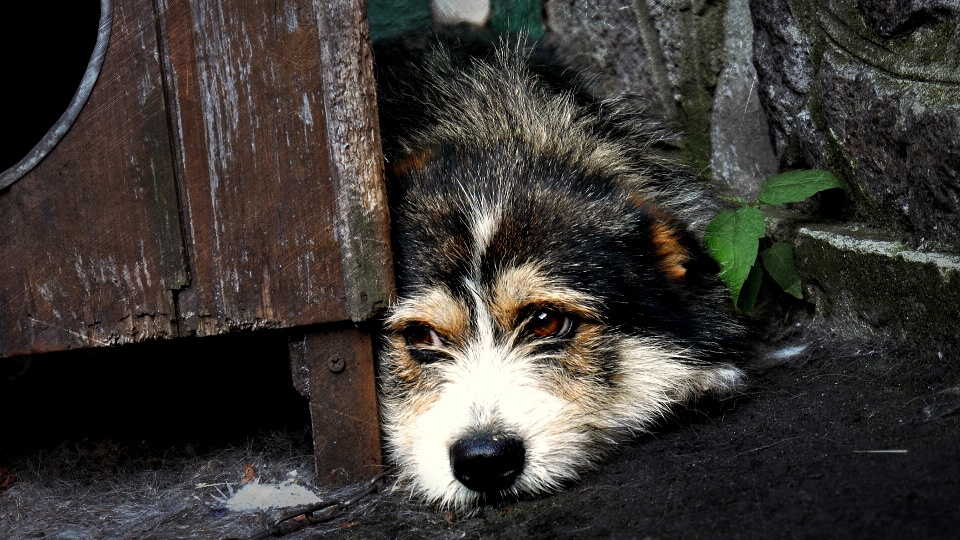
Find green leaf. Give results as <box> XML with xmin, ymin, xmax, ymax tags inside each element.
<box><xmin>738</xmin><ymin>256</ymin><xmax>763</xmax><ymax>314</ymax></box>
<box><xmin>757</xmin><ymin>169</ymin><xmax>846</xmax><ymax>205</ymax></box>
<box><xmin>704</xmin><ymin>206</ymin><xmax>766</xmax><ymax>305</ymax></box>
<box><xmin>762</xmin><ymin>242</ymin><xmax>803</xmax><ymax>299</ymax></box>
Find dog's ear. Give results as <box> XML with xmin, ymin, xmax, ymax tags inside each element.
<box><xmin>626</xmin><ymin>195</ymin><xmax>693</xmax><ymax>285</ymax></box>
<box><xmin>647</xmin><ymin>218</ymin><xmax>691</xmax><ymax>284</ymax></box>
<box><xmin>627</xmin><ymin>196</ymin><xmax>723</xmax><ymax>290</ymax></box>
<box><xmin>387</xmin><ymin>150</ymin><xmax>433</xmax><ymax>179</ymax></box>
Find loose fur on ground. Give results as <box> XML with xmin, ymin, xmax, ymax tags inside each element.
<box><xmin>375</xmin><ymin>38</ymin><xmax>750</xmax><ymax>512</ymax></box>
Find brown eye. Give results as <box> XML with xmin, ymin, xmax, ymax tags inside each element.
<box><xmin>527</xmin><ymin>310</ymin><xmax>574</xmax><ymax>338</ymax></box>
<box><xmin>404</xmin><ymin>325</ymin><xmax>444</xmax><ymax>348</ymax></box>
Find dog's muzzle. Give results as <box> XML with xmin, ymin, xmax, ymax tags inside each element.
<box><xmin>449</xmin><ymin>432</ymin><xmax>526</xmax><ymax>494</ymax></box>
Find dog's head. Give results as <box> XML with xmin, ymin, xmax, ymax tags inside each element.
<box><xmin>377</xmin><ymin>46</ymin><xmax>745</xmax><ymax>511</ymax></box>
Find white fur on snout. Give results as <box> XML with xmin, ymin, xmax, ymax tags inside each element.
<box><xmin>398</xmin><ymin>342</ymin><xmax>591</xmax><ymax>510</ymax></box>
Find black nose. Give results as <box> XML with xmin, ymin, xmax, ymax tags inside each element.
<box><xmin>449</xmin><ymin>433</ymin><xmax>525</xmax><ymax>494</ymax></box>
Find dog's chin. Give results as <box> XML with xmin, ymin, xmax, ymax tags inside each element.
<box><xmin>391</xmin><ymin>472</ymin><xmax>525</xmax><ymax>515</ymax></box>
<box><xmin>393</xmin><ymin>471</ymin><xmax>582</xmax><ymax>516</ymax></box>
<box><xmin>390</xmin><ymin>451</ymin><xmax>584</xmax><ymax>515</ymax></box>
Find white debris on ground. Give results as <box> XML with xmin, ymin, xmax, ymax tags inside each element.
<box><xmin>0</xmin><ymin>436</ymin><xmax>364</xmax><ymax>539</ymax></box>
<box><xmin>224</xmin><ymin>471</ymin><xmax>323</xmax><ymax>511</ymax></box>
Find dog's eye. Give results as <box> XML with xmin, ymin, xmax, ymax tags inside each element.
<box><xmin>527</xmin><ymin>310</ymin><xmax>574</xmax><ymax>339</ymax></box>
<box><xmin>404</xmin><ymin>325</ymin><xmax>444</xmax><ymax>348</ymax></box>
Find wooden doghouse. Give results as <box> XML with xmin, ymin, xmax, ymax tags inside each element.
<box><xmin>0</xmin><ymin>0</ymin><xmax>393</xmax><ymax>485</ymax></box>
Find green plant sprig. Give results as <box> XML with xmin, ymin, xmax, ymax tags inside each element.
<box><xmin>703</xmin><ymin>169</ymin><xmax>846</xmax><ymax>313</ymax></box>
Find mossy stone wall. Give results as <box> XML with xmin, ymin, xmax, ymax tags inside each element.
<box><xmin>752</xmin><ymin>0</ymin><xmax>960</xmax><ymax>252</ymax></box>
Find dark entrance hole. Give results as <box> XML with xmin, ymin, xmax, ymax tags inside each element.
<box><xmin>0</xmin><ymin>3</ymin><xmax>101</xmax><ymax>174</ymax></box>
<box><xmin>0</xmin><ymin>331</ymin><xmax>312</xmax><ymax>459</ymax></box>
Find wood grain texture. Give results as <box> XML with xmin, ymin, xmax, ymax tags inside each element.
<box><xmin>313</xmin><ymin>0</ymin><xmax>396</xmax><ymax>322</ymax></box>
<box><xmin>0</xmin><ymin>0</ymin><xmax>186</xmax><ymax>357</ymax></box>
<box><xmin>156</xmin><ymin>0</ymin><xmax>393</xmax><ymax>336</ymax></box>
<box><xmin>0</xmin><ymin>0</ymin><xmax>390</xmax><ymax>479</ymax></box>
<box><xmin>1</xmin><ymin>0</ymin><xmax>394</xmax><ymax>353</ymax></box>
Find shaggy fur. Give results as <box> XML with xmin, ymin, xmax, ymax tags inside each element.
<box><xmin>375</xmin><ymin>39</ymin><xmax>748</xmax><ymax>512</ymax></box>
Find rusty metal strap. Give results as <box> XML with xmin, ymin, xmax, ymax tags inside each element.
<box><xmin>0</xmin><ymin>0</ymin><xmax>114</xmax><ymax>191</ymax></box>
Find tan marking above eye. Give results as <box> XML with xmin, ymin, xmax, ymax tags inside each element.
<box><xmin>489</xmin><ymin>263</ymin><xmax>601</xmax><ymax>331</ymax></box>
<box><xmin>386</xmin><ymin>287</ymin><xmax>470</xmax><ymax>346</ymax></box>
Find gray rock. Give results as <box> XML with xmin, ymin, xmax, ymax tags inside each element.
<box><xmin>855</xmin><ymin>0</ymin><xmax>960</xmax><ymax>38</ymax></box>
<box><xmin>750</xmin><ymin>0</ymin><xmax>960</xmax><ymax>250</ymax></box>
<box><xmin>793</xmin><ymin>222</ymin><xmax>960</xmax><ymax>354</ymax></box>
<box><xmin>545</xmin><ymin>0</ymin><xmax>777</xmax><ymax>196</ymax></box>
<box><xmin>818</xmin><ymin>48</ymin><xmax>960</xmax><ymax>248</ymax></box>
<box><xmin>544</xmin><ymin>0</ymin><xmax>658</xmax><ymax>103</ymax></box>
<box><xmin>710</xmin><ymin>0</ymin><xmax>779</xmax><ymax>197</ymax></box>
<box><xmin>750</xmin><ymin>0</ymin><xmax>827</xmax><ymax>170</ymax></box>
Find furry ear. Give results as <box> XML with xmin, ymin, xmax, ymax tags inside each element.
<box><xmin>626</xmin><ymin>195</ymin><xmax>693</xmax><ymax>285</ymax></box>
<box><xmin>648</xmin><ymin>219</ymin><xmax>692</xmax><ymax>284</ymax></box>
<box><xmin>625</xmin><ymin>192</ymin><xmax>724</xmax><ymax>289</ymax></box>
<box><xmin>387</xmin><ymin>150</ymin><xmax>433</xmax><ymax>179</ymax></box>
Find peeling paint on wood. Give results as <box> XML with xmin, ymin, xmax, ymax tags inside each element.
<box><xmin>1</xmin><ymin>0</ymin><xmax>393</xmax><ymax>377</ymax></box>
<box><xmin>1</xmin><ymin>0</ymin><xmax>392</xmax><ymax>482</ymax></box>
<box><xmin>315</xmin><ymin>0</ymin><xmax>396</xmax><ymax>322</ymax></box>
<box><xmin>156</xmin><ymin>0</ymin><xmax>393</xmax><ymax>336</ymax></box>
<box><xmin>0</xmin><ymin>0</ymin><xmax>185</xmax><ymax>357</ymax></box>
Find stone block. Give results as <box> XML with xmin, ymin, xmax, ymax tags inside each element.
<box><xmin>545</xmin><ymin>0</ymin><xmax>777</xmax><ymax>196</ymax></box>
<box><xmin>792</xmin><ymin>222</ymin><xmax>960</xmax><ymax>354</ymax></box>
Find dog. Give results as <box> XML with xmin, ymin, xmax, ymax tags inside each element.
<box><xmin>374</xmin><ymin>38</ymin><xmax>748</xmax><ymax>512</ymax></box>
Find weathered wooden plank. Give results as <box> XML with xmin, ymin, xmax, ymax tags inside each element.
<box><xmin>156</xmin><ymin>0</ymin><xmax>394</xmax><ymax>336</ymax></box>
<box><xmin>313</xmin><ymin>0</ymin><xmax>396</xmax><ymax>322</ymax></box>
<box><xmin>0</xmin><ymin>0</ymin><xmax>187</xmax><ymax>357</ymax></box>
<box><xmin>289</xmin><ymin>326</ymin><xmax>383</xmax><ymax>485</ymax></box>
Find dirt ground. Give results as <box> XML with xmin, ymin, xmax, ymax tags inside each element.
<box><xmin>318</xmin><ymin>333</ymin><xmax>960</xmax><ymax>540</ymax></box>
<box><xmin>2</xmin><ymin>323</ymin><xmax>959</xmax><ymax>540</ymax></box>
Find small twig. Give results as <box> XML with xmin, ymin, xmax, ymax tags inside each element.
<box><xmin>853</xmin><ymin>449</ymin><xmax>908</xmax><ymax>454</ymax></box>
<box><xmin>936</xmin><ymin>405</ymin><xmax>960</xmax><ymax>419</ymax></box>
<box><xmin>729</xmin><ymin>437</ymin><xmax>801</xmax><ymax>459</ymax></box>
<box><xmin>227</xmin><ymin>468</ymin><xmax>393</xmax><ymax>540</ymax></box>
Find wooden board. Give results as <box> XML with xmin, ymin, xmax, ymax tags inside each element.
<box><xmin>156</xmin><ymin>0</ymin><xmax>393</xmax><ymax>337</ymax></box>
<box><xmin>0</xmin><ymin>0</ymin><xmax>392</xmax><ymax>481</ymax></box>
<box><xmin>1</xmin><ymin>0</ymin><xmax>394</xmax><ymax>356</ymax></box>
<box><xmin>0</xmin><ymin>0</ymin><xmax>186</xmax><ymax>357</ymax></box>
<box><xmin>290</xmin><ymin>326</ymin><xmax>383</xmax><ymax>485</ymax></box>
